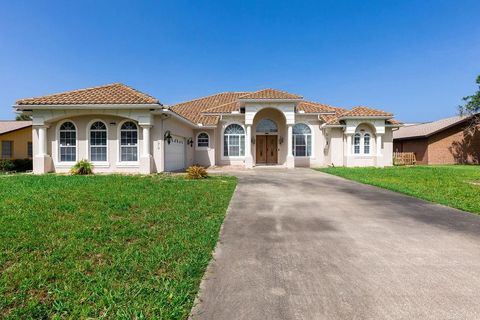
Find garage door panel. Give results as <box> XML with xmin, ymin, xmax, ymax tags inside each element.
<box><xmin>165</xmin><ymin>135</ymin><xmax>186</xmax><ymax>171</ymax></box>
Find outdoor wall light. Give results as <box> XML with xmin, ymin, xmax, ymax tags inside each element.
<box><xmin>187</xmin><ymin>137</ymin><xmax>194</xmax><ymax>147</ymax></box>
<box><xmin>164</xmin><ymin>130</ymin><xmax>173</xmax><ymax>144</ymax></box>
<box><xmin>251</xmin><ymin>137</ymin><xmax>255</xmax><ymax>144</ymax></box>
<box><xmin>279</xmin><ymin>136</ymin><xmax>284</xmax><ymax>145</ymax></box>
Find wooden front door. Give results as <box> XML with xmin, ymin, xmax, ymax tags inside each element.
<box><xmin>256</xmin><ymin>135</ymin><xmax>278</xmax><ymax>164</ymax></box>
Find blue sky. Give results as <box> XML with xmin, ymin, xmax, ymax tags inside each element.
<box><xmin>0</xmin><ymin>0</ymin><xmax>479</xmax><ymax>122</ymax></box>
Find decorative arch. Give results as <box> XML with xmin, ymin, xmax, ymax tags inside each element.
<box><xmin>222</xmin><ymin>122</ymin><xmax>245</xmax><ymax>158</ymax></box>
<box><xmin>256</xmin><ymin>119</ymin><xmax>278</xmax><ymax>133</ymax></box>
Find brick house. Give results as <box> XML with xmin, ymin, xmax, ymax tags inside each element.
<box><xmin>393</xmin><ymin>115</ymin><xmax>480</xmax><ymax>164</ymax></box>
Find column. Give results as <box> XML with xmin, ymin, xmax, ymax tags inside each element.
<box><xmin>286</xmin><ymin>124</ymin><xmax>294</xmax><ymax>168</ymax></box>
<box><xmin>33</xmin><ymin>125</ymin><xmax>51</xmax><ymax>174</ymax></box>
<box><xmin>376</xmin><ymin>134</ymin><xmax>383</xmax><ymax>167</ymax></box>
<box><xmin>346</xmin><ymin>134</ymin><xmax>352</xmax><ymax>156</ymax></box>
<box><xmin>142</xmin><ymin>125</ymin><xmax>151</xmax><ymax>156</ymax></box>
<box><xmin>245</xmin><ymin>124</ymin><xmax>253</xmax><ymax>168</ymax></box>
<box><xmin>38</xmin><ymin>126</ymin><xmax>47</xmax><ymax>156</ymax></box>
<box><xmin>140</xmin><ymin>125</ymin><xmax>153</xmax><ymax>174</ymax></box>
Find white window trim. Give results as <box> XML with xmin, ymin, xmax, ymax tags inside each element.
<box><xmin>292</xmin><ymin>122</ymin><xmax>315</xmax><ymax>159</ymax></box>
<box><xmin>195</xmin><ymin>131</ymin><xmax>210</xmax><ymax>151</ymax></box>
<box><xmin>55</xmin><ymin>119</ymin><xmax>78</xmax><ymax>166</ymax></box>
<box><xmin>221</xmin><ymin>121</ymin><xmax>246</xmax><ymax>160</ymax></box>
<box><xmin>86</xmin><ymin>119</ymin><xmax>109</xmax><ymax>166</ymax></box>
<box><xmin>117</xmin><ymin>119</ymin><xmax>140</xmax><ymax>165</ymax></box>
<box><xmin>352</xmin><ymin>132</ymin><xmax>373</xmax><ymax>156</ymax></box>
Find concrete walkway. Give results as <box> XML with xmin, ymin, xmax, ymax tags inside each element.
<box><xmin>190</xmin><ymin>168</ymin><xmax>480</xmax><ymax>320</ymax></box>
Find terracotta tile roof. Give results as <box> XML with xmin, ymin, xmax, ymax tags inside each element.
<box><xmin>170</xmin><ymin>92</ymin><xmax>248</xmax><ymax>126</ymax></box>
<box><xmin>339</xmin><ymin>106</ymin><xmax>393</xmax><ymax>118</ymax></box>
<box><xmin>0</xmin><ymin>121</ymin><xmax>32</xmax><ymax>135</ymax></box>
<box><xmin>320</xmin><ymin>107</ymin><xmax>349</xmax><ymax>125</ymax></box>
<box><xmin>238</xmin><ymin>88</ymin><xmax>302</xmax><ymax>100</ymax></box>
<box><xmin>297</xmin><ymin>101</ymin><xmax>336</xmax><ymax>113</ymax></box>
<box><xmin>16</xmin><ymin>83</ymin><xmax>160</xmax><ymax>105</ymax></box>
<box><xmin>393</xmin><ymin>115</ymin><xmax>468</xmax><ymax>140</ymax></box>
<box><xmin>386</xmin><ymin>119</ymin><xmax>403</xmax><ymax>125</ymax></box>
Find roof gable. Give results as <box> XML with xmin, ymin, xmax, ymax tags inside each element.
<box><xmin>340</xmin><ymin>106</ymin><xmax>393</xmax><ymax>118</ymax></box>
<box><xmin>0</xmin><ymin>121</ymin><xmax>32</xmax><ymax>135</ymax></box>
<box><xmin>16</xmin><ymin>83</ymin><xmax>160</xmax><ymax>106</ymax></box>
<box><xmin>393</xmin><ymin>115</ymin><xmax>469</xmax><ymax>140</ymax></box>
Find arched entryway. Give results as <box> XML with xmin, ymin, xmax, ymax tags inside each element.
<box><xmin>251</xmin><ymin>108</ymin><xmax>287</xmax><ymax>166</ymax></box>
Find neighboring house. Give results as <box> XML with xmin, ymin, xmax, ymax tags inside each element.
<box><xmin>14</xmin><ymin>83</ymin><xmax>400</xmax><ymax>174</ymax></box>
<box><xmin>0</xmin><ymin>121</ymin><xmax>32</xmax><ymax>160</ymax></box>
<box><xmin>393</xmin><ymin>115</ymin><xmax>480</xmax><ymax>164</ymax></box>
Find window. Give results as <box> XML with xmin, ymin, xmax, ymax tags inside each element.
<box><xmin>197</xmin><ymin>132</ymin><xmax>209</xmax><ymax>148</ymax></box>
<box><xmin>1</xmin><ymin>141</ymin><xmax>13</xmax><ymax>159</ymax></box>
<box><xmin>223</xmin><ymin>124</ymin><xmax>245</xmax><ymax>157</ymax></box>
<box><xmin>256</xmin><ymin>119</ymin><xmax>278</xmax><ymax>133</ymax></box>
<box><xmin>292</xmin><ymin>123</ymin><xmax>312</xmax><ymax>157</ymax></box>
<box><xmin>90</xmin><ymin>121</ymin><xmax>107</xmax><ymax>161</ymax></box>
<box><xmin>353</xmin><ymin>133</ymin><xmax>361</xmax><ymax>155</ymax></box>
<box><xmin>120</xmin><ymin>121</ymin><xmax>138</xmax><ymax>162</ymax></box>
<box><xmin>364</xmin><ymin>133</ymin><xmax>371</xmax><ymax>154</ymax></box>
<box><xmin>59</xmin><ymin>121</ymin><xmax>76</xmax><ymax>162</ymax></box>
<box><xmin>27</xmin><ymin>142</ymin><xmax>32</xmax><ymax>158</ymax></box>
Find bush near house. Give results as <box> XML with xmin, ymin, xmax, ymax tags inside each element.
<box><xmin>0</xmin><ymin>175</ymin><xmax>236</xmax><ymax>319</ymax></box>
<box><xmin>185</xmin><ymin>166</ymin><xmax>208</xmax><ymax>179</ymax></box>
<box><xmin>318</xmin><ymin>165</ymin><xmax>480</xmax><ymax>214</ymax></box>
<box><xmin>0</xmin><ymin>159</ymin><xmax>32</xmax><ymax>173</ymax></box>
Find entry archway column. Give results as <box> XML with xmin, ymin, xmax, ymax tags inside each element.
<box><xmin>286</xmin><ymin>124</ymin><xmax>294</xmax><ymax>168</ymax></box>
<box><xmin>245</xmin><ymin>124</ymin><xmax>253</xmax><ymax>168</ymax></box>
<box><xmin>139</xmin><ymin>125</ymin><xmax>153</xmax><ymax>174</ymax></box>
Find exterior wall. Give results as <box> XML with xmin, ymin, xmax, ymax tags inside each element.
<box><xmin>45</xmin><ymin>115</ymin><xmax>145</xmax><ymax>173</ymax></box>
<box><xmin>161</xmin><ymin>116</ymin><xmax>195</xmax><ymax>168</ymax></box>
<box><xmin>326</xmin><ymin>127</ymin><xmax>345</xmax><ymax>166</ymax></box>
<box><xmin>427</xmin><ymin>123</ymin><xmax>480</xmax><ymax>164</ymax></box>
<box><xmin>0</xmin><ymin>126</ymin><xmax>32</xmax><ymax>160</ymax></box>
<box><xmin>382</xmin><ymin>128</ymin><xmax>394</xmax><ymax>166</ymax></box>
<box><xmin>252</xmin><ymin>108</ymin><xmax>288</xmax><ymax>165</ymax></box>
<box><xmin>394</xmin><ymin>138</ymin><xmax>429</xmax><ymax>164</ymax></box>
<box><xmin>294</xmin><ymin>115</ymin><xmax>325</xmax><ymax>167</ymax></box>
<box><xmin>216</xmin><ymin>115</ymin><xmax>246</xmax><ymax>166</ymax></box>
<box><xmin>193</xmin><ymin>129</ymin><xmax>215</xmax><ymax>167</ymax></box>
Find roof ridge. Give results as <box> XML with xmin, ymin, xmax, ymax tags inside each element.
<box><xmin>239</xmin><ymin>88</ymin><xmax>303</xmax><ymax>99</ymax></box>
<box><xmin>301</xmin><ymin>100</ymin><xmax>338</xmax><ymax>111</ymax></box>
<box><xmin>170</xmin><ymin>91</ymin><xmax>250</xmax><ymax>108</ymax></box>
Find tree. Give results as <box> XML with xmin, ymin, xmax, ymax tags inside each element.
<box><xmin>15</xmin><ymin>113</ymin><xmax>32</xmax><ymax>121</ymax></box>
<box><xmin>458</xmin><ymin>75</ymin><xmax>480</xmax><ymax>134</ymax></box>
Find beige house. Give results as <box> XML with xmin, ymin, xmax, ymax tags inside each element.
<box><xmin>0</xmin><ymin>121</ymin><xmax>32</xmax><ymax>160</ymax></box>
<box><xmin>14</xmin><ymin>83</ymin><xmax>400</xmax><ymax>174</ymax></box>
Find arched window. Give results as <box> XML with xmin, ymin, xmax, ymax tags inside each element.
<box><xmin>256</xmin><ymin>119</ymin><xmax>278</xmax><ymax>133</ymax></box>
<box><xmin>292</xmin><ymin>123</ymin><xmax>312</xmax><ymax>157</ymax></box>
<box><xmin>90</xmin><ymin>121</ymin><xmax>107</xmax><ymax>162</ymax></box>
<box><xmin>353</xmin><ymin>133</ymin><xmax>361</xmax><ymax>154</ymax></box>
<box><xmin>59</xmin><ymin>121</ymin><xmax>76</xmax><ymax>162</ymax></box>
<box><xmin>363</xmin><ymin>133</ymin><xmax>371</xmax><ymax>154</ymax></box>
<box><xmin>197</xmin><ymin>132</ymin><xmax>209</xmax><ymax>148</ymax></box>
<box><xmin>223</xmin><ymin>124</ymin><xmax>245</xmax><ymax>157</ymax></box>
<box><xmin>120</xmin><ymin>121</ymin><xmax>138</xmax><ymax>162</ymax></box>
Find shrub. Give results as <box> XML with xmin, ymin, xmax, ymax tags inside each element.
<box><xmin>186</xmin><ymin>165</ymin><xmax>208</xmax><ymax>179</ymax></box>
<box><xmin>0</xmin><ymin>159</ymin><xmax>15</xmax><ymax>172</ymax></box>
<box><xmin>12</xmin><ymin>159</ymin><xmax>33</xmax><ymax>172</ymax></box>
<box><xmin>70</xmin><ymin>159</ymin><xmax>94</xmax><ymax>175</ymax></box>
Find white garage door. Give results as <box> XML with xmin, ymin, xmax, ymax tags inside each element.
<box><xmin>165</xmin><ymin>135</ymin><xmax>186</xmax><ymax>171</ymax></box>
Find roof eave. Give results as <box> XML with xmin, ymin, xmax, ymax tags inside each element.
<box><xmin>339</xmin><ymin>115</ymin><xmax>392</xmax><ymax>120</ymax></box>
<box><xmin>14</xmin><ymin>103</ymin><xmax>162</xmax><ymax>110</ymax></box>
<box><xmin>238</xmin><ymin>98</ymin><xmax>303</xmax><ymax>103</ymax></box>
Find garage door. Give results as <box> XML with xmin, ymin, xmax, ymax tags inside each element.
<box><xmin>165</xmin><ymin>135</ymin><xmax>186</xmax><ymax>171</ymax></box>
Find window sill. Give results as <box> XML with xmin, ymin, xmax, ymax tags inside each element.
<box><xmin>54</xmin><ymin>162</ymin><xmax>76</xmax><ymax>168</ymax></box>
<box><xmin>92</xmin><ymin>162</ymin><xmax>110</xmax><ymax>168</ymax></box>
<box><xmin>195</xmin><ymin>147</ymin><xmax>210</xmax><ymax>151</ymax></box>
<box><xmin>116</xmin><ymin>162</ymin><xmax>140</xmax><ymax>168</ymax></box>
<box><xmin>221</xmin><ymin>156</ymin><xmax>245</xmax><ymax>161</ymax></box>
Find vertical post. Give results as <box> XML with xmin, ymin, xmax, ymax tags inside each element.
<box><xmin>245</xmin><ymin>124</ymin><xmax>253</xmax><ymax>168</ymax></box>
<box><xmin>286</xmin><ymin>124</ymin><xmax>294</xmax><ymax>168</ymax></box>
<box><xmin>38</xmin><ymin>126</ymin><xmax>47</xmax><ymax>156</ymax></box>
<box><xmin>142</xmin><ymin>125</ymin><xmax>151</xmax><ymax>156</ymax></box>
<box><xmin>376</xmin><ymin>134</ymin><xmax>382</xmax><ymax>156</ymax></box>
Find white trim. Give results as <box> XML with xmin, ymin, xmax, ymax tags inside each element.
<box><xmin>292</xmin><ymin>122</ymin><xmax>315</xmax><ymax>159</ymax></box>
<box><xmin>195</xmin><ymin>131</ymin><xmax>210</xmax><ymax>151</ymax></box>
<box><xmin>117</xmin><ymin>119</ymin><xmax>140</xmax><ymax>164</ymax></box>
<box><xmin>55</xmin><ymin>119</ymin><xmax>78</xmax><ymax>165</ymax></box>
<box><xmin>86</xmin><ymin>119</ymin><xmax>109</xmax><ymax>164</ymax></box>
<box><xmin>221</xmin><ymin>121</ymin><xmax>246</xmax><ymax>160</ymax></box>
<box><xmin>352</xmin><ymin>131</ymin><xmax>373</xmax><ymax>156</ymax></box>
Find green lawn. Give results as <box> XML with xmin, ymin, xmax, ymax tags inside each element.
<box><xmin>0</xmin><ymin>174</ymin><xmax>236</xmax><ymax>319</ymax></box>
<box><xmin>318</xmin><ymin>165</ymin><xmax>480</xmax><ymax>214</ymax></box>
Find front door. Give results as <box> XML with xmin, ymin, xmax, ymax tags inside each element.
<box><xmin>256</xmin><ymin>135</ymin><xmax>278</xmax><ymax>164</ymax></box>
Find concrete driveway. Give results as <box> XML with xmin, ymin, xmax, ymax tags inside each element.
<box><xmin>190</xmin><ymin>168</ymin><xmax>480</xmax><ymax>320</ymax></box>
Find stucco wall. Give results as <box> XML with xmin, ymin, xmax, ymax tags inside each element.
<box><xmin>0</xmin><ymin>126</ymin><xmax>32</xmax><ymax>160</ymax></box>
<box><xmin>193</xmin><ymin>129</ymin><xmax>215</xmax><ymax>167</ymax></box>
<box><xmin>216</xmin><ymin>116</ymin><xmax>246</xmax><ymax>166</ymax></box>
<box><xmin>294</xmin><ymin>116</ymin><xmax>325</xmax><ymax>167</ymax></box>
<box><xmin>161</xmin><ymin>116</ymin><xmax>195</xmax><ymax>168</ymax></box>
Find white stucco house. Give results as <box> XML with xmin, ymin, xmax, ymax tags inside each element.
<box><xmin>14</xmin><ymin>83</ymin><xmax>400</xmax><ymax>174</ymax></box>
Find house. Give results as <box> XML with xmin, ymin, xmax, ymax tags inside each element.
<box><xmin>0</xmin><ymin>121</ymin><xmax>32</xmax><ymax>160</ymax></box>
<box><xmin>393</xmin><ymin>115</ymin><xmax>480</xmax><ymax>164</ymax></box>
<box><xmin>13</xmin><ymin>83</ymin><xmax>400</xmax><ymax>174</ymax></box>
